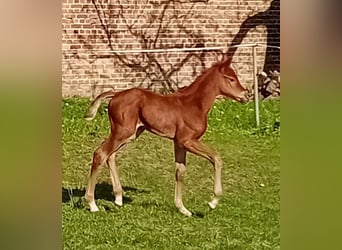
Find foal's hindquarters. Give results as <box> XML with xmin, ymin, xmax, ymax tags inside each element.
<box><xmin>84</xmin><ymin>93</ymin><xmax>143</xmax><ymax>212</ymax></box>
<box><xmin>84</xmin><ymin>125</ymin><xmax>144</xmax><ymax>212</ymax></box>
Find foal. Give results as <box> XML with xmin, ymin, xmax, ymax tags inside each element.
<box><xmin>84</xmin><ymin>58</ymin><xmax>248</xmax><ymax>216</ymax></box>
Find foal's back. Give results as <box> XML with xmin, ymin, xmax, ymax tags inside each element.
<box><xmin>107</xmin><ymin>88</ymin><xmax>202</xmax><ymax>139</ymax></box>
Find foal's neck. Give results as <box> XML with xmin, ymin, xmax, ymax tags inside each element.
<box><xmin>177</xmin><ymin>70</ymin><xmax>220</xmax><ymax>115</ymax></box>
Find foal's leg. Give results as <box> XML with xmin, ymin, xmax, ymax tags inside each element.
<box><xmin>107</xmin><ymin>126</ymin><xmax>145</xmax><ymax>207</ymax></box>
<box><xmin>184</xmin><ymin>140</ymin><xmax>223</xmax><ymax>209</ymax></box>
<box><xmin>174</xmin><ymin>143</ymin><xmax>192</xmax><ymax>216</ymax></box>
<box><xmin>85</xmin><ymin>136</ymin><xmax>115</xmax><ymax>212</ymax></box>
<box><xmin>85</xmin><ymin>166</ymin><xmax>101</xmax><ymax>212</ymax></box>
<box><xmin>107</xmin><ymin>153</ymin><xmax>123</xmax><ymax>206</ymax></box>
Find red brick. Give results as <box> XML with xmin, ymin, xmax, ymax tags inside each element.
<box><xmin>62</xmin><ymin>0</ymin><xmax>280</xmax><ymax>97</ymax></box>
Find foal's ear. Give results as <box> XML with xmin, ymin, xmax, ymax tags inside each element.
<box><xmin>219</xmin><ymin>57</ymin><xmax>233</xmax><ymax>73</ymax></box>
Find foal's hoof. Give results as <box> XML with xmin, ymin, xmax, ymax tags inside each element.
<box><xmin>114</xmin><ymin>200</ymin><xmax>123</xmax><ymax>207</ymax></box>
<box><xmin>179</xmin><ymin>207</ymin><xmax>192</xmax><ymax>217</ymax></box>
<box><xmin>208</xmin><ymin>201</ymin><xmax>217</xmax><ymax>209</ymax></box>
<box><xmin>90</xmin><ymin>207</ymin><xmax>99</xmax><ymax>212</ymax></box>
<box><xmin>89</xmin><ymin>203</ymin><xmax>100</xmax><ymax>212</ymax></box>
<box><xmin>208</xmin><ymin>197</ymin><xmax>219</xmax><ymax>209</ymax></box>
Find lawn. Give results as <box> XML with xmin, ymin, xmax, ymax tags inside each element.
<box><xmin>62</xmin><ymin>97</ymin><xmax>280</xmax><ymax>249</ymax></box>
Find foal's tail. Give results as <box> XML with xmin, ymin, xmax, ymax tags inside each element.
<box><xmin>85</xmin><ymin>90</ymin><xmax>117</xmax><ymax>121</ymax></box>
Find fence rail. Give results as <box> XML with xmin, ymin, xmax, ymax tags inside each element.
<box><xmin>62</xmin><ymin>43</ymin><xmax>280</xmax><ymax>54</ymax></box>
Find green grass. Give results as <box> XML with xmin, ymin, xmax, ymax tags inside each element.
<box><xmin>62</xmin><ymin>98</ymin><xmax>280</xmax><ymax>249</ymax></box>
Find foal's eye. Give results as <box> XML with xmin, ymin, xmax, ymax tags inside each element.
<box><xmin>228</xmin><ymin>77</ymin><xmax>235</xmax><ymax>83</ymax></box>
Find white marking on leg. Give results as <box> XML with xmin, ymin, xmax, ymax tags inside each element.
<box><xmin>89</xmin><ymin>200</ymin><xmax>100</xmax><ymax>212</ymax></box>
<box><xmin>85</xmin><ymin>168</ymin><xmax>100</xmax><ymax>212</ymax></box>
<box><xmin>107</xmin><ymin>153</ymin><xmax>123</xmax><ymax>207</ymax></box>
<box><xmin>179</xmin><ymin>206</ymin><xmax>192</xmax><ymax>217</ymax></box>
<box><xmin>114</xmin><ymin>198</ymin><xmax>123</xmax><ymax>206</ymax></box>
<box><xmin>208</xmin><ymin>155</ymin><xmax>223</xmax><ymax>209</ymax></box>
<box><xmin>174</xmin><ymin>161</ymin><xmax>192</xmax><ymax>216</ymax></box>
<box><xmin>208</xmin><ymin>197</ymin><xmax>219</xmax><ymax>209</ymax></box>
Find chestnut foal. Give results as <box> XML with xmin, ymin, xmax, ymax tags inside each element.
<box><xmin>84</xmin><ymin>58</ymin><xmax>248</xmax><ymax>216</ymax></box>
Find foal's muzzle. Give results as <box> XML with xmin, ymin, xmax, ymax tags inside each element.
<box><xmin>236</xmin><ymin>90</ymin><xmax>250</xmax><ymax>104</ymax></box>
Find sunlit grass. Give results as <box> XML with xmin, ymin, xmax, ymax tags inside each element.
<box><xmin>62</xmin><ymin>98</ymin><xmax>280</xmax><ymax>249</ymax></box>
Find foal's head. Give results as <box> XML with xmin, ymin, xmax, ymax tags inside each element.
<box><xmin>217</xmin><ymin>58</ymin><xmax>249</xmax><ymax>103</ymax></box>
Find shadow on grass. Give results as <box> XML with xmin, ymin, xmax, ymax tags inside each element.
<box><xmin>62</xmin><ymin>183</ymin><xmax>207</xmax><ymax>218</ymax></box>
<box><xmin>192</xmin><ymin>211</ymin><xmax>205</xmax><ymax>219</ymax></box>
<box><xmin>62</xmin><ymin>182</ymin><xmax>150</xmax><ymax>205</ymax></box>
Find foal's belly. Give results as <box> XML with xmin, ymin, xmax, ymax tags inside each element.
<box><xmin>139</xmin><ymin>103</ymin><xmax>178</xmax><ymax>139</ymax></box>
<box><xmin>146</xmin><ymin>127</ymin><xmax>175</xmax><ymax>139</ymax></box>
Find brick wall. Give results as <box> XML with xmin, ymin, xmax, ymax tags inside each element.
<box><xmin>62</xmin><ymin>0</ymin><xmax>280</xmax><ymax>97</ymax></box>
